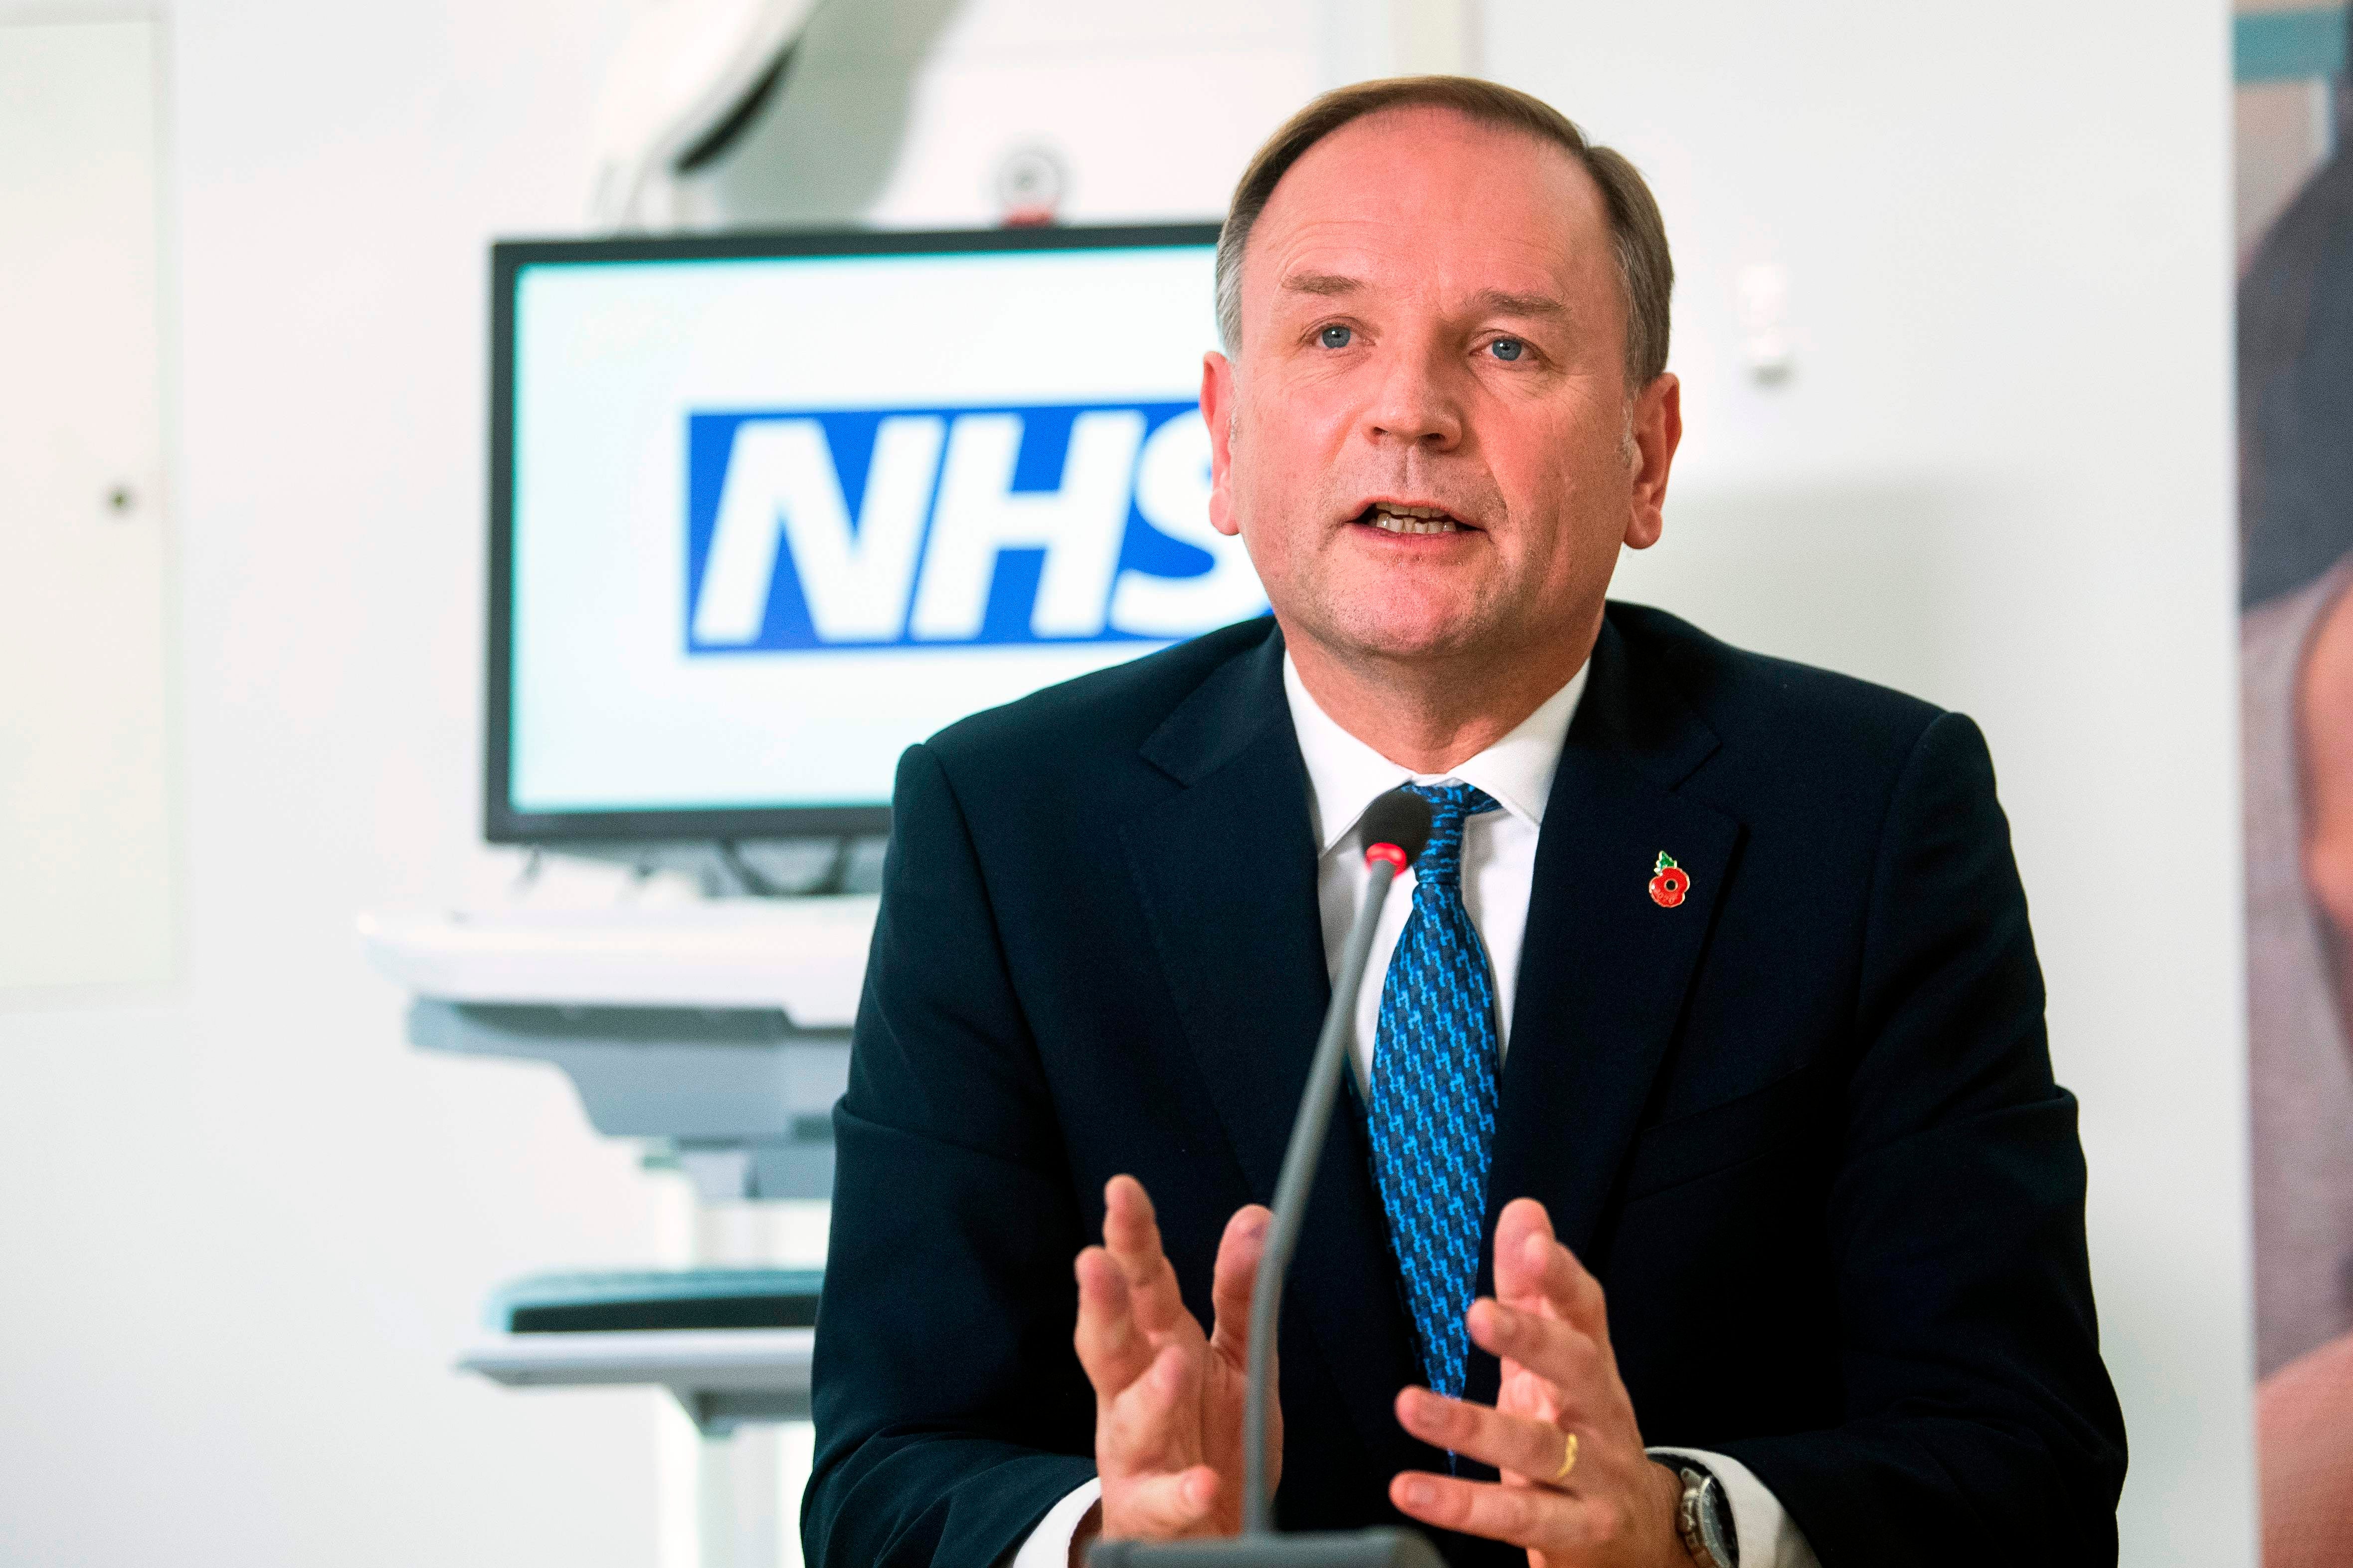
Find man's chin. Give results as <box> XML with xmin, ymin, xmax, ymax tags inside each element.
<box><xmin>1303</xmin><ymin>605</ymin><xmax>1502</xmax><ymax>667</ymax></box>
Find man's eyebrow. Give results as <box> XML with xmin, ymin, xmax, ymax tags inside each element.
<box><xmin>1470</xmin><ymin>288</ymin><xmax>1571</xmax><ymax>320</ymax></box>
<box><xmin>1278</xmin><ymin>271</ymin><xmax>1364</xmax><ymax>299</ymax></box>
<box><xmin>1274</xmin><ymin>274</ymin><xmax>1572</xmax><ymax>323</ymax></box>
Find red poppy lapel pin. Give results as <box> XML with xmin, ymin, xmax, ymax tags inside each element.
<box><xmin>1648</xmin><ymin>852</ymin><xmax>1690</xmax><ymax>909</ymax></box>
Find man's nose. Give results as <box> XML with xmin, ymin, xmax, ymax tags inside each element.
<box><xmin>1363</xmin><ymin>342</ymin><xmax>1464</xmax><ymax>452</ymax></box>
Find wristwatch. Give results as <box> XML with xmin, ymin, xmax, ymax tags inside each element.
<box><xmin>1674</xmin><ymin>1463</ymin><xmax>1738</xmax><ymax>1568</ymax></box>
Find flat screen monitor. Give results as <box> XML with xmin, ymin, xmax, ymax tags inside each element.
<box><xmin>487</xmin><ymin>223</ymin><xmax>1262</xmax><ymax>844</ymax></box>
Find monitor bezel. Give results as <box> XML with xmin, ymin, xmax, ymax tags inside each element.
<box><xmin>485</xmin><ymin>220</ymin><xmax>1227</xmax><ymax>846</ymax></box>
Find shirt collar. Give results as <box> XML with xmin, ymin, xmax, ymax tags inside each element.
<box><xmin>1281</xmin><ymin>653</ymin><xmax>1589</xmax><ymax>856</ymax></box>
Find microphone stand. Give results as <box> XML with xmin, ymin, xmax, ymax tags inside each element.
<box><xmin>1091</xmin><ymin>796</ymin><xmax>1443</xmax><ymax>1568</ymax></box>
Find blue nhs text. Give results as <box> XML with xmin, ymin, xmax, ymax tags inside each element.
<box><xmin>684</xmin><ymin>401</ymin><xmax>1267</xmax><ymax>652</ymax></box>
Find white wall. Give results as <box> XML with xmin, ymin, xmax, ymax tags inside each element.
<box><xmin>0</xmin><ymin>20</ymin><xmax>176</xmax><ymax>995</ymax></box>
<box><xmin>0</xmin><ymin>3</ymin><xmax>665</xmax><ymax>1562</ymax></box>
<box><xmin>1487</xmin><ymin>2</ymin><xmax>2251</xmax><ymax>1562</ymax></box>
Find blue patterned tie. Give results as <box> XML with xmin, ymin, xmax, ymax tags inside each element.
<box><xmin>1367</xmin><ymin>781</ymin><xmax>1502</xmax><ymax>1402</ymax></box>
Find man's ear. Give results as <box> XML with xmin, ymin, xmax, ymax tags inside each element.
<box><xmin>1623</xmin><ymin>371</ymin><xmax>1681</xmax><ymax>552</ymax></box>
<box><xmin>1201</xmin><ymin>350</ymin><xmax>1242</xmax><ymax>538</ymax></box>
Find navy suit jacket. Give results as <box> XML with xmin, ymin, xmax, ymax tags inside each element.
<box><xmin>805</xmin><ymin>605</ymin><xmax>2126</xmax><ymax>1568</ymax></box>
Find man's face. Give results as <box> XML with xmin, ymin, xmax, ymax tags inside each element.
<box><xmin>1201</xmin><ymin>106</ymin><xmax>1678</xmax><ymax>674</ymax></box>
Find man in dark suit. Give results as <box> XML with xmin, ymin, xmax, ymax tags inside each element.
<box><xmin>805</xmin><ymin>76</ymin><xmax>2125</xmax><ymax>1568</ymax></box>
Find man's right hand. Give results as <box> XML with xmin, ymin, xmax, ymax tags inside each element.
<box><xmin>1072</xmin><ymin>1175</ymin><xmax>1278</xmax><ymax>1553</ymax></box>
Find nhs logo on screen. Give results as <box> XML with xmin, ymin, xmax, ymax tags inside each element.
<box><xmin>685</xmin><ymin>401</ymin><xmax>1267</xmax><ymax>652</ymax></box>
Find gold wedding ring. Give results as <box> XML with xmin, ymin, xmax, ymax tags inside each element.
<box><xmin>1548</xmin><ymin>1430</ymin><xmax>1579</xmax><ymax>1485</ymax></box>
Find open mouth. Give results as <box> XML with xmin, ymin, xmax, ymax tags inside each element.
<box><xmin>1356</xmin><ymin>502</ymin><xmax>1473</xmax><ymax>535</ymax></box>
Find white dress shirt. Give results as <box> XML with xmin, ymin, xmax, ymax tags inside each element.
<box><xmin>1012</xmin><ymin>658</ymin><xmax>1819</xmax><ymax>1568</ymax></box>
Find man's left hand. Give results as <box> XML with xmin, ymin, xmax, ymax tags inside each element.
<box><xmin>1388</xmin><ymin>1198</ymin><xmax>1690</xmax><ymax>1567</ymax></box>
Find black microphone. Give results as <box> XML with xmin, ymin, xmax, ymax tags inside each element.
<box><xmin>1091</xmin><ymin>788</ymin><xmax>1444</xmax><ymax>1568</ymax></box>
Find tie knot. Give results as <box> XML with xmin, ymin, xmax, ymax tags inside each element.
<box><xmin>1402</xmin><ymin>781</ymin><xmax>1498</xmax><ymax>887</ymax></box>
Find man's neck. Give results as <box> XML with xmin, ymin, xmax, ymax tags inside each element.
<box><xmin>1284</xmin><ymin>620</ymin><xmax>1599</xmax><ymax>774</ymax></box>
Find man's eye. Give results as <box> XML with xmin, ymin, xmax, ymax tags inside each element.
<box><xmin>1489</xmin><ymin>338</ymin><xmax>1525</xmax><ymax>361</ymax></box>
<box><xmin>1318</xmin><ymin>324</ymin><xmax>1353</xmax><ymax>349</ymax></box>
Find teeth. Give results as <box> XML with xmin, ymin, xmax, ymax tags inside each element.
<box><xmin>1371</xmin><ymin>505</ymin><xmax>1459</xmax><ymax>535</ymax></box>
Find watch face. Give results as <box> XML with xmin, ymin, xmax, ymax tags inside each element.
<box><xmin>1678</xmin><ymin>1469</ymin><xmax>1735</xmax><ymax>1568</ymax></box>
<box><xmin>1697</xmin><ymin>1476</ymin><xmax>1737</xmax><ymax>1564</ymax></box>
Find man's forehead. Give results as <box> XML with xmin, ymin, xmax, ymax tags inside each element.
<box><xmin>1248</xmin><ymin>108</ymin><xmax>1611</xmax><ymax>303</ymax></box>
<box><xmin>1267</xmin><ymin>225</ymin><xmax>1583</xmax><ymax>295</ymax></box>
<box><xmin>1257</xmin><ymin>215</ymin><xmax>1599</xmax><ymax>324</ymax></box>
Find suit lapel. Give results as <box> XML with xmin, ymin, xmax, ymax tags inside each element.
<box><xmin>1117</xmin><ymin>624</ymin><xmax>1440</xmax><ymax>1487</ymax></box>
<box><xmin>1462</xmin><ymin>616</ymin><xmax>1743</xmax><ymax>1414</ymax></box>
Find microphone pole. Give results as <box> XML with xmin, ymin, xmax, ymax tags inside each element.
<box><xmin>1092</xmin><ymin>788</ymin><xmax>1444</xmax><ymax>1568</ymax></box>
